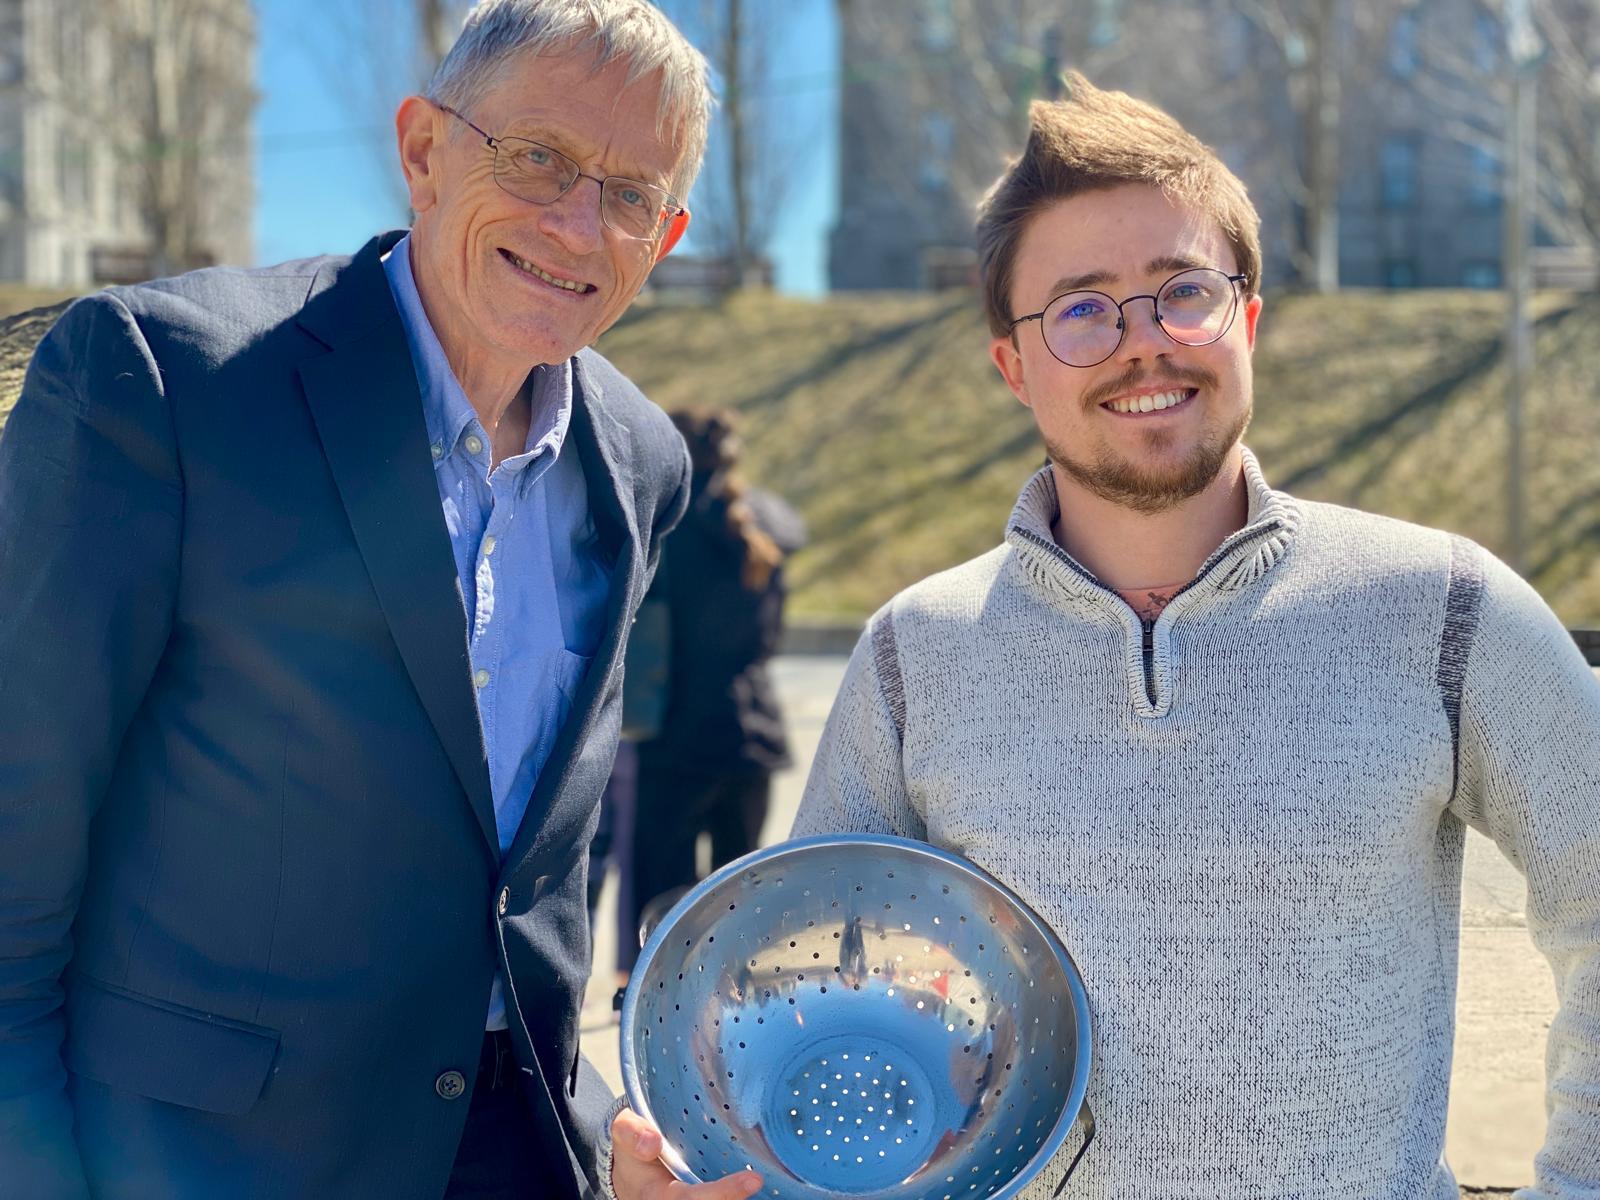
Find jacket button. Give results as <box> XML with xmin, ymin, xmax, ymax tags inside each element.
<box><xmin>436</xmin><ymin>1070</ymin><xmax>467</xmax><ymax>1100</ymax></box>
<box><xmin>497</xmin><ymin>887</ymin><xmax>510</xmax><ymax>916</ymax></box>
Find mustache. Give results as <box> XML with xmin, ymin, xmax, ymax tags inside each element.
<box><xmin>1083</xmin><ymin>363</ymin><xmax>1219</xmax><ymax>409</ymax></box>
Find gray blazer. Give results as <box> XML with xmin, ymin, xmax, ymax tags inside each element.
<box><xmin>0</xmin><ymin>231</ymin><xmax>689</xmax><ymax>1199</ymax></box>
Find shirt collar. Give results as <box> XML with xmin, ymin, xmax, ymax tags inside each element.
<box><xmin>381</xmin><ymin>232</ymin><xmax>575</xmax><ymax>473</ymax></box>
<box><xmin>521</xmin><ymin>355</ymin><xmax>573</xmax><ymax>474</ymax></box>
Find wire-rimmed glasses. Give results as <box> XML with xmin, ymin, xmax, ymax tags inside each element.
<box><xmin>437</xmin><ymin>103</ymin><xmax>684</xmax><ymax>242</ymax></box>
<box><xmin>1008</xmin><ymin>267</ymin><xmax>1249</xmax><ymax>368</ymax></box>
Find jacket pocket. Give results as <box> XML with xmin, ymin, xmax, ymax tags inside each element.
<box><xmin>63</xmin><ymin>975</ymin><xmax>280</xmax><ymax>1116</ymax></box>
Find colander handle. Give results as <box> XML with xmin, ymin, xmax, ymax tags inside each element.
<box><xmin>1051</xmin><ymin>1101</ymin><xmax>1096</xmax><ymax>1195</ymax></box>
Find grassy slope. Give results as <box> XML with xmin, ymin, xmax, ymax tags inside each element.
<box><xmin>596</xmin><ymin>288</ymin><xmax>1600</xmax><ymax>626</ymax></box>
<box><xmin>4</xmin><ymin>285</ymin><xmax>1596</xmax><ymax>626</ymax></box>
<box><xmin>0</xmin><ymin>288</ymin><xmax>77</xmax><ymax>408</ymax></box>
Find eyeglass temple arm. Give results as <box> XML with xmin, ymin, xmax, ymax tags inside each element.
<box><xmin>437</xmin><ymin>103</ymin><xmax>496</xmax><ymax>149</ymax></box>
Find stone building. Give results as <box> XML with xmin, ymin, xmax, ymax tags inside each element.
<box><xmin>830</xmin><ymin>0</ymin><xmax>1590</xmax><ymax>292</ymax></box>
<box><xmin>0</xmin><ymin>0</ymin><xmax>255</xmax><ymax>287</ymax></box>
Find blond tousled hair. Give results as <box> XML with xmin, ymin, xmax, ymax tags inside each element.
<box><xmin>976</xmin><ymin>72</ymin><xmax>1262</xmax><ymax>339</ymax></box>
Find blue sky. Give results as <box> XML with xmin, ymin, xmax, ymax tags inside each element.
<box><xmin>253</xmin><ymin>0</ymin><xmax>839</xmax><ymax>294</ymax></box>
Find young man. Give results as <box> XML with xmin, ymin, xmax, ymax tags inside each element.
<box><xmin>793</xmin><ymin>75</ymin><xmax>1599</xmax><ymax>1198</ymax></box>
<box><xmin>0</xmin><ymin>4</ymin><xmax>757</xmax><ymax>1200</ymax></box>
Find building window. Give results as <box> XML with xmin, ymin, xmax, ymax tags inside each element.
<box><xmin>1474</xmin><ymin>10</ymin><xmax>1501</xmax><ymax>74</ymax></box>
<box><xmin>1468</xmin><ymin>145</ymin><xmax>1501</xmax><ymax>209</ymax></box>
<box><xmin>923</xmin><ymin>0</ymin><xmax>954</xmax><ymax>51</ymax></box>
<box><xmin>53</xmin><ymin>129</ymin><xmax>90</xmax><ymax>214</ymax></box>
<box><xmin>1381</xmin><ymin>138</ymin><xmax>1418</xmax><ymax>208</ymax></box>
<box><xmin>55</xmin><ymin>128</ymin><xmax>71</xmax><ymax>208</ymax></box>
<box><xmin>1090</xmin><ymin>0</ymin><xmax>1121</xmax><ymax>48</ymax></box>
<box><xmin>1383</xmin><ymin>259</ymin><xmax>1419</xmax><ymax>288</ymax></box>
<box><xmin>1390</xmin><ymin>9</ymin><xmax>1419</xmax><ymax>78</ymax></box>
<box><xmin>1462</xmin><ymin>261</ymin><xmax>1501</xmax><ymax>288</ymax></box>
<box><xmin>1221</xmin><ymin>11</ymin><xmax>1253</xmax><ymax>77</ymax></box>
<box><xmin>919</xmin><ymin>113</ymin><xmax>953</xmax><ymax>192</ymax></box>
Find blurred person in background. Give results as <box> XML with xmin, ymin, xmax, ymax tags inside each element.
<box><xmin>0</xmin><ymin>3</ymin><xmax>764</xmax><ymax>1200</ymax></box>
<box><xmin>626</xmin><ymin>409</ymin><xmax>806</xmax><ymax>953</ymax></box>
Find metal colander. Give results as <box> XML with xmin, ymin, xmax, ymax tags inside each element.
<box><xmin>620</xmin><ymin>834</ymin><xmax>1094</xmax><ymax>1200</ymax></box>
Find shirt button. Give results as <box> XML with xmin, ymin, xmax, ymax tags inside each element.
<box><xmin>498</xmin><ymin>887</ymin><xmax>510</xmax><ymax>916</ymax></box>
<box><xmin>430</xmin><ymin>442</ymin><xmax>444</xmax><ymax>460</ymax></box>
<box><xmin>435</xmin><ymin>1070</ymin><xmax>467</xmax><ymax>1100</ymax></box>
<box><xmin>482</xmin><ymin>535</ymin><xmax>497</xmax><ymax>556</ymax></box>
<box><xmin>464</xmin><ymin>434</ymin><xmax>484</xmax><ymax>455</ymax></box>
<box><xmin>473</xmin><ymin>668</ymin><xmax>490</xmax><ymax>689</ymax></box>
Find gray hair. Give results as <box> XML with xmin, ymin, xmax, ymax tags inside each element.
<box><xmin>426</xmin><ymin>0</ymin><xmax>712</xmax><ymax>199</ymax></box>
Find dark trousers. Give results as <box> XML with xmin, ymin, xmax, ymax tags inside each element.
<box><xmin>443</xmin><ymin>1031</ymin><xmax>544</xmax><ymax>1200</ymax></box>
<box><xmin>630</xmin><ymin>766</ymin><xmax>770</xmax><ymax>938</ymax></box>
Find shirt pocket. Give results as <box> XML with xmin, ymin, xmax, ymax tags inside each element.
<box><xmin>525</xmin><ymin>647</ymin><xmax>592</xmax><ymax>782</ymax></box>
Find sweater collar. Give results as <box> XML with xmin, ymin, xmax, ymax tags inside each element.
<box><xmin>1004</xmin><ymin>446</ymin><xmax>1302</xmax><ymax>604</ymax></box>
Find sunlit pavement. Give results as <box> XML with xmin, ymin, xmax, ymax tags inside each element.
<box><xmin>583</xmin><ymin>654</ymin><xmax>1573</xmax><ymax>1190</ymax></box>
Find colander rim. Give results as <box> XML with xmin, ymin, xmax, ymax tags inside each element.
<box><xmin>619</xmin><ymin>833</ymin><xmax>1094</xmax><ymax>1200</ymax></box>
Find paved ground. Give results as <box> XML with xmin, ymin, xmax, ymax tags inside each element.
<box><xmin>584</xmin><ymin>655</ymin><xmax>1564</xmax><ymax>1191</ymax></box>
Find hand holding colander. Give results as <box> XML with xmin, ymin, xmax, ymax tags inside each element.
<box><xmin>620</xmin><ymin>835</ymin><xmax>1095</xmax><ymax>1200</ymax></box>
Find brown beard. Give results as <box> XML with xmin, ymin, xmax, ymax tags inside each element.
<box><xmin>1045</xmin><ymin>367</ymin><xmax>1252</xmax><ymax>515</ymax></box>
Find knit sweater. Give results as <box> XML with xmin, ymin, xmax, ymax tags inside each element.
<box><xmin>791</xmin><ymin>450</ymin><xmax>1600</xmax><ymax>1200</ymax></box>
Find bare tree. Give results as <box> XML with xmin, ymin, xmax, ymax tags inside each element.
<box><xmin>1377</xmin><ymin>0</ymin><xmax>1598</xmax><ymax>276</ymax></box>
<box><xmin>1216</xmin><ymin>0</ymin><xmax>1392</xmax><ymax>292</ymax></box>
<box><xmin>1103</xmin><ymin>0</ymin><xmax>1417</xmax><ymax>293</ymax></box>
<box><xmin>1527</xmin><ymin>0</ymin><xmax>1600</xmax><ymax>257</ymax></box>
<box><xmin>657</xmin><ymin>0</ymin><xmax>806</xmax><ymax>282</ymax></box>
<box><xmin>418</xmin><ymin>0</ymin><xmax>460</xmax><ymax>69</ymax></box>
<box><xmin>831</xmin><ymin>0</ymin><xmax>1400</xmax><ymax>292</ymax></box>
<box><xmin>836</xmin><ymin>0</ymin><xmax>1247</xmax><ymax>285</ymax></box>
<box><xmin>713</xmin><ymin>0</ymin><xmax>756</xmax><ymax>276</ymax></box>
<box><xmin>291</xmin><ymin>0</ymin><xmax>469</xmax><ymax>221</ymax></box>
<box><xmin>92</xmin><ymin>0</ymin><xmax>256</xmax><ymax>277</ymax></box>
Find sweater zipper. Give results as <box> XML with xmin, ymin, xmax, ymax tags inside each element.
<box><xmin>1014</xmin><ymin>518</ymin><xmax>1285</xmax><ymax>706</ymax></box>
<box><xmin>1140</xmin><ymin>619</ymin><xmax>1156</xmax><ymax>705</ymax></box>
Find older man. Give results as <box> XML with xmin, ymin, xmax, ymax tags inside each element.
<box><xmin>0</xmin><ymin>4</ymin><xmax>761</xmax><ymax>1200</ymax></box>
<box><xmin>793</xmin><ymin>75</ymin><xmax>1600</xmax><ymax>1198</ymax></box>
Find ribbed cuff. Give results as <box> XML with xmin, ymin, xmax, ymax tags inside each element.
<box><xmin>597</xmin><ymin>1095</ymin><xmax>630</xmax><ymax>1200</ymax></box>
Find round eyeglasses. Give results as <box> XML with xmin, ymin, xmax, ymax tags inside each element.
<box><xmin>1008</xmin><ymin>267</ymin><xmax>1249</xmax><ymax>368</ymax></box>
<box><xmin>437</xmin><ymin>104</ymin><xmax>684</xmax><ymax>242</ymax></box>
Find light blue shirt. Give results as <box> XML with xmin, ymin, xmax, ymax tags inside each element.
<box><xmin>383</xmin><ymin>235</ymin><xmax>611</xmax><ymax>1030</ymax></box>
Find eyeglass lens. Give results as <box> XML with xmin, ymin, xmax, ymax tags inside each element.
<box><xmin>493</xmin><ymin>139</ymin><xmax>668</xmax><ymax>240</ymax></box>
<box><xmin>1042</xmin><ymin>268</ymin><xmax>1238</xmax><ymax>366</ymax></box>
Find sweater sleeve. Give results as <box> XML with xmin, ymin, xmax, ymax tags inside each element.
<box><xmin>792</xmin><ymin>611</ymin><xmax>925</xmax><ymax>841</ymax></box>
<box><xmin>1449</xmin><ymin>552</ymin><xmax>1600</xmax><ymax>1198</ymax></box>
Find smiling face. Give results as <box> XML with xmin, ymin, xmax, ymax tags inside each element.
<box><xmin>398</xmin><ymin>46</ymin><xmax>686</xmax><ymax>380</ymax></box>
<box><xmin>990</xmin><ymin>182</ymin><xmax>1263</xmax><ymax>515</ymax></box>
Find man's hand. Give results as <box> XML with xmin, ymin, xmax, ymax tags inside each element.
<box><xmin>610</xmin><ymin>1108</ymin><xmax>763</xmax><ymax>1200</ymax></box>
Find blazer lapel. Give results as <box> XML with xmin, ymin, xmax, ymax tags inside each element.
<box><xmin>503</xmin><ymin>356</ymin><xmax>641</xmax><ymax>867</ymax></box>
<box><xmin>295</xmin><ymin>235</ymin><xmax>498</xmax><ymax>858</ymax></box>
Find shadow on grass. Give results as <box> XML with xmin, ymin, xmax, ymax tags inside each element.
<box><xmin>608</xmin><ymin>299</ymin><xmax>717</xmax><ymax>338</ymax></box>
<box><xmin>1276</xmin><ymin>300</ymin><xmax>1581</xmax><ymax>498</ymax></box>
<box><xmin>740</xmin><ymin>292</ymin><xmax>975</xmax><ymax>413</ymax></box>
<box><xmin>798</xmin><ymin>418</ymin><xmax>1040</xmax><ymax>583</ymax></box>
<box><xmin>0</xmin><ymin>300</ymin><xmax>77</xmax><ymax>426</ymax></box>
<box><xmin>1529</xmin><ymin>477</ymin><xmax>1600</xmax><ymax>580</ymax></box>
